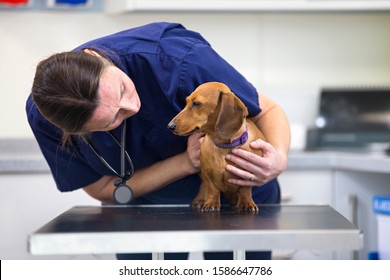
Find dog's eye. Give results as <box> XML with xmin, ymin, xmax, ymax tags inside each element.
<box><xmin>192</xmin><ymin>101</ymin><xmax>201</xmax><ymax>107</ymax></box>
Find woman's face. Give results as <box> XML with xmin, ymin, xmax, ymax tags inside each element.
<box><xmin>84</xmin><ymin>65</ymin><xmax>141</xmax><ymax>132</ymax></box>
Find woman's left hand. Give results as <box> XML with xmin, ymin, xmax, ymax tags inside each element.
<box><xmin>225</xmin><ymin>139</ymin><xmax>286</xmax><ymax>186</ymax></box>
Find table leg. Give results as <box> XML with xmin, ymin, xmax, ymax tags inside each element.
<box><xmin>233</xmin><ymin>250</ymin><xmax>246</xmax><ymax>260</ymax></box>
<box><xmin>152</xmin><ymin>252</ymin><xmax>165</xmax><ymax>260</ymax></box>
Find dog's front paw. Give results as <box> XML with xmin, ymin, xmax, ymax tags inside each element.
<box><xmin>191</xmin><ymin>200</ymin><xmax>204</xmax><ymax>209</ymax></box>
<box><xmin>236</xmin><ymin>201</ymin><xmax>259</xmax><ymax>212</ymax></box>
<box><xmin>191</xmin><ymin>199</ymin><xmax>205</xmax><ymax>209</ymax></box>
<box><xmin>201</xmin><ymin>201</ymin><xmax>221</xmax><ymax>212</ymax></box>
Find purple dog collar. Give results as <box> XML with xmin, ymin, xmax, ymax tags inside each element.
<box><xmin>214</xmin><ymin>126</ymin><xmax>248</xmax><ymax>149</ymax></box>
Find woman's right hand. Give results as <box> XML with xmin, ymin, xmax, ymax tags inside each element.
<box><xmin>185</xmin><ymin>132</ymin><xmax>204</xmax><ymax>173</ymax></box>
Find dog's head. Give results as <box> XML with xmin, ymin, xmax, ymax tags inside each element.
<box><xmin>168</xmin><ymin>82</ymin><xmax>248</xmax><ymax>140</ymax></box>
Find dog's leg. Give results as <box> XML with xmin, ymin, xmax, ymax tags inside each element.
<box><xmin>201</xmin><ymin>185</ymin><xmax>221</xmax><ymax>212</ymax></box>
<box><xmin>191</xmin><ymin>182</ymin><xmax>208</xmax><ymax>209</ymax></box>
<box><xmin>236</xmin><ymin>186</ymin><xmax>259</xmax><ymax>212</ymax></box>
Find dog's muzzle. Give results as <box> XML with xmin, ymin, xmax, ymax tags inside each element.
<box><xmin>167</xmin><ymin>121</ymin><xmax>177</xmax><ymax>132</ymax></box>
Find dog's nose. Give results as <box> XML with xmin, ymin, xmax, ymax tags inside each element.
<box><xmin>167</xmin><ymin>121</ymin><xmax>177</xmax><ymax>131</ymax></box>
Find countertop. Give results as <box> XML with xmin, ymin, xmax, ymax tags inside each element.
<box><xmin>0</xmin><ymin>138</ymin><xmax>389</xmax><ymax>174</ymax></box>
<box><xmin>287</xmin><ymin>149</ymin><xmax>390</xmax><ymax>173</ymax></box>
<box><xmin>0</xmin><ymin>138</ymin><xmax>50</xmax><ymax>174</ymax></box>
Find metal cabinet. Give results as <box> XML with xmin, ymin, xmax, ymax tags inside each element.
<box><xmin>0</xmin><ymin>173</ymin><xmax>104</xmax><ymax>259</ymax></box>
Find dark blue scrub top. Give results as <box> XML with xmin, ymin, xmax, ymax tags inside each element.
<box><xmin>26</xmin><ymin>22</ymin><xmax>280</xmax><ymax>205</ymax></box>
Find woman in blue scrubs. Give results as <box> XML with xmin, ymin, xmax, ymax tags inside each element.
<box><xmin>26</xmin><ymin>22</ymin><xmax>290</xmax><ymax>260</ymax></box>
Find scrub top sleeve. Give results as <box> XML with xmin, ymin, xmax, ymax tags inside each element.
<box><xmin>178</xmin><ymin>43</ymin><xmax>262</xmax><ymax>117</ymax></box>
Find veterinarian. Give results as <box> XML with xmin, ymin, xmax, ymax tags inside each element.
<box><xmin>26</xmin><ymin>22</ymin><xmax>291</xmax><ymax>260</ymax></box>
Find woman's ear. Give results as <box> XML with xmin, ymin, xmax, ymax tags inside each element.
<box><xmin>83</xmin><ymin>49</ymin><xmax>102</xmax><ymax>57</ymax></box>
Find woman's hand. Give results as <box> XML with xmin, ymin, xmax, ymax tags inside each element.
<box><xmin>225</xmin><ymin>139</ymin><xmax>287</xmax><ymax>186</ymax></box>
<box><xmin>185</xmin><ymin>132</ymin><xmax>205</xmax><ymax>174</ymax></box>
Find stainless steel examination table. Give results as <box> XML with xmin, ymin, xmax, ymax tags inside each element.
<box><xmin>28</xmin><ymin>205</ymin><xmax>363</xmax><ymax>259</ymax></box>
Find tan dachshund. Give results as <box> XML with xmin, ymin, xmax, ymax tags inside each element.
<box><xmin>168</xmin><ymin>82</ymin><xmax>266</xmax><ymax>212</ymax></box>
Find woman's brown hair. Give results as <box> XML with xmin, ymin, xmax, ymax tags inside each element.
<box><xmin>32</xmin><ymin>51</ymin><xmax>108</xmax><ymax>143</ymax></box>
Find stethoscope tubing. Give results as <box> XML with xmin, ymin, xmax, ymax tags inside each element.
<box><xmin>84</xmin><ymin>119</ymin><xmax>134</xmax><ymax>204</ymax></box>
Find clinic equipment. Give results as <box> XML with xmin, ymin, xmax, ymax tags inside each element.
<box><xmin>84</xmin><ymin>119</ymin><xmax>134</xmax><ymax>204</ymax></box>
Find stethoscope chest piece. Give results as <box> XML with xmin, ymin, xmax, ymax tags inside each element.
<box><xmin>113</xmin><ymin>184</ymin><xmax>133</xmax><ymax>205</ymax></box>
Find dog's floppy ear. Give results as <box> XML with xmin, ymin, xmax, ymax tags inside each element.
<box><xmin>215</xmin><ymin>91</ymin><xmax>248</xmax><ymax>140</ymax></box>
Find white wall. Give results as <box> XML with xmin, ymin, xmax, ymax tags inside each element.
<box><xmin>1</xmin><ymin>9</ymin><xmax>390</xmax><ymax>141</ymax></box>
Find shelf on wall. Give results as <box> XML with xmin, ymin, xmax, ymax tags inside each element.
<box><xmin>105</xmin><ymin>0</ymin><xmax>390</xmax><ymax>14</ymax></box>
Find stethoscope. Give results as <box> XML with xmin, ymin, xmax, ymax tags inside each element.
<box><xmin>84</xmin><ymin>119</ymin><xmax>134</xmax><ymax>204</ymax></box>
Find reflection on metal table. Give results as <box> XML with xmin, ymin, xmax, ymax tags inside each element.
<box><xmin>28</xmin><ymin>205</ymin><xmax>363</xmax><ymax>259</ymax></box>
